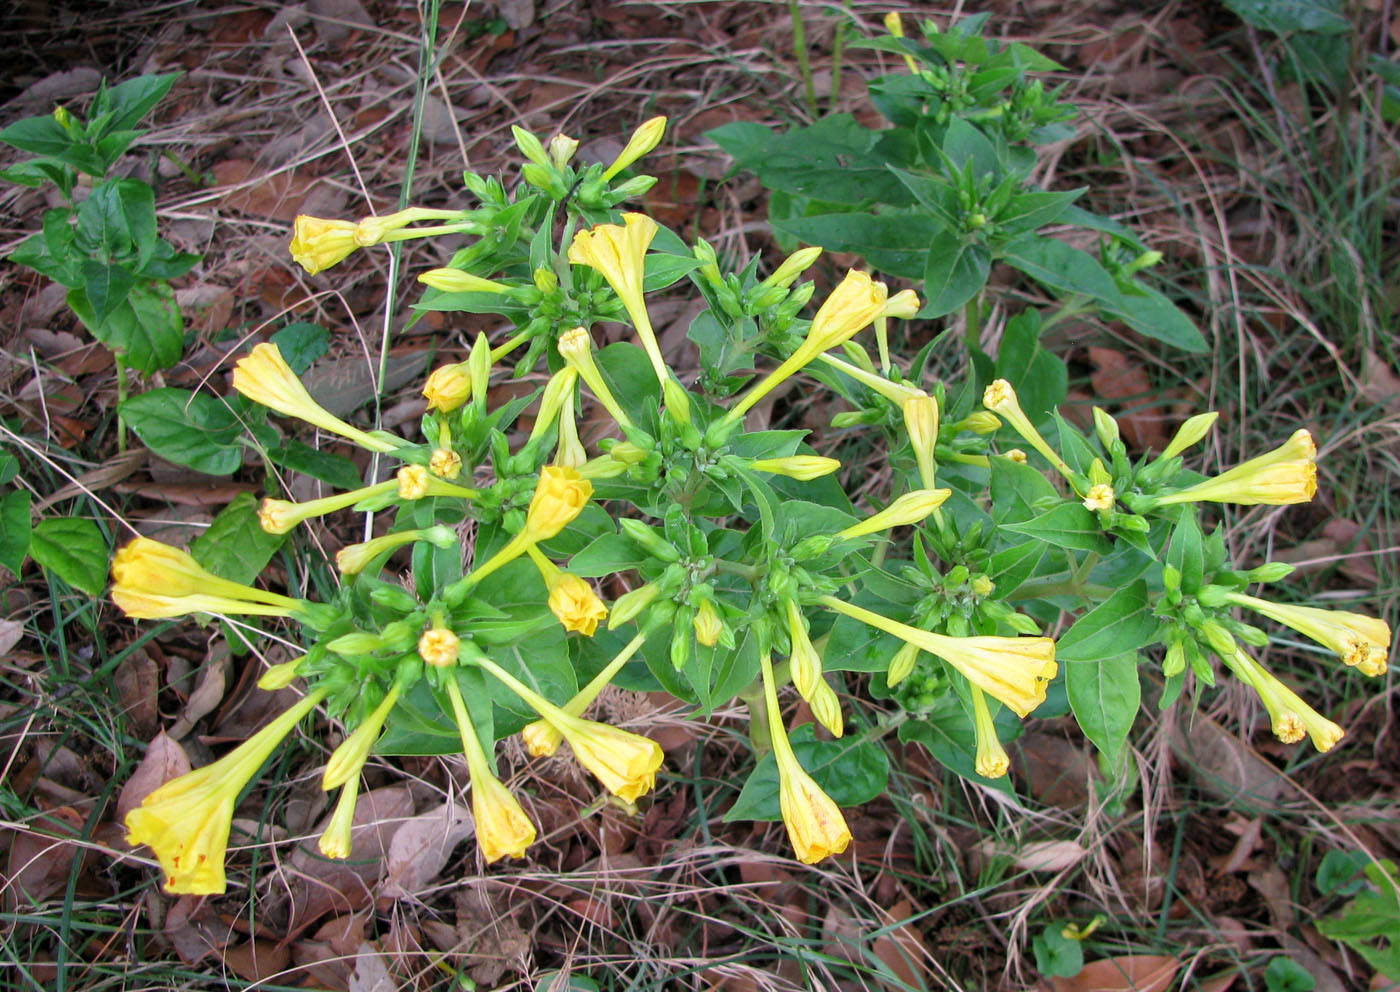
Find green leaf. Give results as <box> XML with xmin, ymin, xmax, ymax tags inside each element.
<box><xmin>79</xmin><ymin>259</ymin><xmax>136</xmax><ymax>324</ymax></box>
<box><xmin>1067</xmin><ymin>649</ymin><xmax>1140</xmax><ymax>764</ymax></box>
<box><xmin>1166</xmin><ymin>512</ymin><xmax>1204</xmax><ymax>595</ymax></box>
<box><xmin>70</xmin><ymin>279</ymin><xmax>183</xmax><ymax>373</ymax></box>
<box><xmin>30</xmin><ymin>517</ymin><xmax>107</xmax><ymax>595</ymax></box>
<box><xmin>74</xmin><ymin>180</ymin><xmax>155</xmax><ymax>262</ymax></box>
<box><xmin>1000</xmin><ymin>234</ymin><xmax>1121</xmax><ymax>305</ymax></box>
<box><xmin>1000</xmin><ymin>502</ymin><xmax>1111</xmax><ymax>554</ymax></box>
<box><xmin>102</xmin><ymin>72</ymin><xmax>181</xmax><ymax>133</ymax></box>
<box><xmin>1222</xmin><ymin>0</ymin><xmax>1349</xmax><ymax>35</ymax></box>
<box><xmin>990</xmin><ymin>456</ymin><xmax>1058</xmax><ymax>525</ymax></box>
<box><xmin>190</xmin><ymin>492</ymin><xmax>285</xmax><ymax>584</ymax></box>
<box><xmin>0</xmin><ymin>453</ymin><xmax>17</xmax><ymax>486</ymax></box>
<box><xmin>0</xmin><ymin>490</ymin><xmax>33</xmax><ymax>574</ymax></box>
<box><xmin>1056</xmin><ymin>580</ymin><xmax>1158</xmax><ymax>662</ymax></box>
<box><xmin>271</xmin><ymin>322</ymin><xmax>331</xmax><ymax>375</ymax></box>
<box><xmin>921</xmin><ymin>239</ymin><xmax>991</xmax><ymax>318</ymax></box>
<box><xmin>996</xmin><ymin>188</ymin><xmax>1085</xmax><ymax>235</ymax></box>
<box><xmin>1263</xmin><ymin>957</ymin><xmax>1316</xmax><ymax>992</ymax></box>
<box><xmin>772</xmin><ymin>211</ymin><xmax>936</xmax><ymax>281</ymax></box>
<box><xmin>1033</xmin><ymin>925</ymin><xmax>1085</xmax><ymax>978</ymax></box>
<box><xmin>896</xmin><ymin>694</ymin><xmax>1016</xmax><ymax>787</ymax></box>
<box><xmin>725</xmin><ymin>723</ymin><xmax>889</xmax><ymax>821</ymax></box>
<box><xmin>994</xmin><ymin>308</ymin><xmax>1066</xmax><ymax>421</ymax></box>
<box><xmin>1104</xmin><ymin>285</ymin><xmax>1207</xmax><ymax>353</ymax></box>
<box><xmin>569</xmin><ymin>533</ymin><xmax>649</xmax><ymax>577</ymax></box>
<box><xmin>120</xmin><ymin>388</ymin><xmax>245</xmax><ymax>475</ymax></box>
<box><xmin>266</xmin><ymin>441</ymin><xmax>363</xmax><ymax>490</ymax></box>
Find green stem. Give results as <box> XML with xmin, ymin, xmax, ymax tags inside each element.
<box><xmin>738</xmin><ymin>681</ymin><xmax>772</xmax><ymax>756</ymax></box>
<box><xmin>963</xmin><ymin>293</ymin><xmax>983</xmax><ymax>358</ymax></box>
<box><xmin>159</xmin><ymin>150</ymin><xmax>207</xmax><ymax>186</ymax></box>
<box><xmin>789</xmin><ymin>1</ymin><xmax>818</xmax><ymax>116</ymax></box>
<box><xmin>1039</xmin><ymin>294</ymin><xmax>1091</xmax><ymax>333</ymax></box>
<box><xmin>114</xmin><ymin>355</ymin><xmax>129</xmax><ymax>453</ymax></box>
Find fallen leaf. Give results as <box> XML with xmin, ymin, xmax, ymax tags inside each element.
<box><xmin>117</xmin><ymin>731</ymin><xmax>192</xmax><ymax>823</ymax></box>
<box><xmin>1170</xmin><ymin>709</ymin><xmax>1290</xmax><ymax>806</ymax></box>
<box><xmin>167</xmin><ymin>648</ymin><xmax>230</xmax><ymax>740</ymax></box>
<box><xmin>870</xmin><ymin>899</ymin><xmax>932</xmax><ymax>990</ymax></box>
<box><xmin>379</xmin><ymin>801</ymin><xmax>473</xmax><ymax>900</ymax></box>
<box><xmin>1088</xmin><ymin>347</ymin><xmax>1170</xmax><ymax>451</ymax></box>
<box><xmin>1049</xmin><ymin>954</ymin><xmax>1179</xmax><ymax>992</ymax></box>
<box><xmin>1361</xmin><ymin>348</ymin><xmax>1400</xmax><ymax>415</ymax></box>
<box><xmin>114</xmin><ymin>650</ymin><xmax>160</xmax><ymax>741</ymax></box>
<box><xmin>0</xmin><ymin>620</ymin><xmax>23</xmax><ymax>655</ymax></box>
<box><xmin>222</xmin><ymin>940</ymin><xmax>291</xmax><ymax>983</ymax></box>
<box><xmin>1008</xmin><ymin>839</ymin><xmax>1087</xmax><ymax>873</ymax></box>
<box><xmin>285</xmin><ymin>786</ymin><xmax>414</xmax><ymax>935</ymax></box>
<box><xmin>3</xmin><ymin>808</ymin><xmax>87</xmax><ymax>906</ymax></box>
<box><xmin>347</xmin><ymin>941</ymin><xmax>395</xmax><ymax>992</ymax></box>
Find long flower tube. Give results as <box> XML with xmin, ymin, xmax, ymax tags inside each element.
<box><xmin>125</xmin><ymin>688</ymin><xmax>329</xmax><ymax>893</ymax></box>
<box><xmin>568</xmin><ymin>214</ymin><xmax>673</xmax><ymax>396</ymax></box>
<box><xmin>521</xmin><ymin>632</ymin><xmax>649</xmax><ymax>757</ymax></box>
<box><xmin>816</xmin><ymin>352</ymin><xmax>926</xmax><ymax>406</ymax></box>
<box><xmin>1222</xmin><ymin>647</ymin><xmax>1344</xmax><ymax>751</ymax></box>
<box><xmin>819</xmin><ymin>596</ymin><xmax>1057</xmax><ymax>718</ymax></box>
<box><xmin>318</xmin><ymin>684</ymin><xmax>402</xmax><ymax>859</ymax></box>
<box><xmin>445</xmin><ymin>679</ymin><xmax>536</xmax><ymax>862</ymax></box>
<box><xmin>471</xmin><ymin>653</ymin><xmax>663</xmax><ymax>802</ymax></box>
<box><xmin>982</xmin><ymin>379</ymin><xmax>1076</xmax><ymax>484</ymax></box>
<box><xmin>111</xmin><ymin>537</ymin><xmax>305</xmax><ymax>619</ymax></box>
<box><xmin>557</xmin><ymin>327</ymin><xmax>635</xmax><ymax>430</ymax></box>
<box><xmin>1153</xmin><ymin>429</ymin><xmax>1317</xmax><ymax>507</ymax></box>
<box><xmin>759</xmin><ymin>654</ymin><xmax>852</xmax><ymax>864</ymax></box>
<box><xmin>259</xmin><ymin>480</ymin><xmax>400</xmax><ymax>535</ymax></box>
<box><xmin>1225</xmin><ymin>592</ymin><xmax>1389</xmax><ymax>676</ymax></box>
<box><xmin>836</xmin><ymin>489</ymin><xmax>950</xmax><ymax>540</ymax></box>
<box><xmin>971</xmin><ymin>686</ymin><xmax>1010</xmax><ymax>778</ymax></box>
<box><xmin>722</xmin><ymin>271</ymin><xmax>889</xmax><ymax>426</ymax></box>
<box><xmin>233</xmin><ymin>343</ymin><xmax>401</xmax><ymax>453</ymax></box>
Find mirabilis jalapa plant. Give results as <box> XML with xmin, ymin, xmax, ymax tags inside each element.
<box><xmin>116</xmin><ymin>45</ymin><xmax>1387</xmax><ymax>892</ymax></box>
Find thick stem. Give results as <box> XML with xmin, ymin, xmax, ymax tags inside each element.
<box><xmin>115</xmin><ymin>356</ymin><xmax>130</xmax><ymax>453</ymax></box>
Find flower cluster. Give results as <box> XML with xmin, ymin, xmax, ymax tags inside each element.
<box><xmin>114</xmin><ymin>115</ymin><xmax>1388</xmax><ymax>898</ymax></box>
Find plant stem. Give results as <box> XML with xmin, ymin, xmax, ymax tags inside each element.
<box><xmin>114</xmin><ymin>356</ymin><xmax>129</xmax><ymax>453</ymax></box>
<box><xmin>963</xmin><ymin>292</ymin><xmax>983</xmax><ymax>357</ymax></box>
<box><xmin>789</xmin><ymin>1</ymin><xmax>818</xmax><ymax>116</ymax></box>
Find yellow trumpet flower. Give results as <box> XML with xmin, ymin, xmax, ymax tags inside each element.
<box><xmin>473</xmin><ymin>654</ymin><xmax>663</xmax><ymax>801</ymax></box>
<box><xmin>760</xmin><ymin>654</ymin><xmax>852</xmax><ymax>864</ymax></box>
<box><xmin>1227</xmin><ymin>592</ymin><xmax>1389</xmax><ymax>676</ymax></box>
<box><xmin>233</xmin><ymin>343</ymin><xmax>399</xmax><ymax>453</ymax></box>
<box><xmin>820</xmin><ymin>596</ymin><xmax>1057</xmax><ymax>718</ymax></box>
<box><xmin>257</xmin><ymin>480</ymin><xmax>399</xmax><ymax>535</ymax></box>
<box><xmin>837</xmin><ymin>489</ymin><xmax>951</xmax><ymax>540</ymax></box>
<box><xmin>748</xmin><ymin>456</ymin><xmax>842</xmax><ymax>481</ymax></box>
<box><xmin>982</xmin><ymin>379</ymin><xmax>1075</xmax><ymax>482</ymax></box>
<box><xmin>111</xmin><ymin>537</ymin><xmax>303</xmax><ymax>619</ymax></box>
<box><xmin>971</xmin><ymin>686</ymin><xmax>1010</xmax><ymax>778</ymax></box>
<box><xmin>1155</xmin><ymin>430</ymin><xmax>1317</xmax><ymax>507</ymax></box>
<box><xmin>445</xmin><ymin>679</ymin><xmax>536</xmax><ymax>862</ymax></box>
<box><xmin>527</xmin><ymin>545</ymin><xmax>608</xmax><ymax>635</ymax></box>
<box><xmin>602</xmin><ymin>116</ymin><xmax>667</xmax><ymax>181</ymax></box>
<box><xmin>125</xmin><ymin>689</ymin><xmax>328</xmax><ymax>893</ymax></box>
<box><xmin>1224</xmin><ymin>648</ymin><xmax>1344</xmax><ymax>751</ymax></box>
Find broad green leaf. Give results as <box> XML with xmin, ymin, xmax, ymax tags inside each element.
<box><xmin>1067</xmin><ymin>649</ymin><xmax>1140</xmax><ymax>763</ymax></box>
<box><xmin>1166</xmin><ymin>512</ymin><xmax>1205</xmax><ymax>595</ymax></box>
<box><xmin>989</xmin><ymin>456</ymin><xmax>1058</xmax><ymax>525</ymax></box>
<box><xmin>568</xmin><ymin>533</ymin><xmax>650</xmax><ymax>577</ymax></box>
<box><xmin>190</xmin><ymin>492</ymin><xmax>284</xmax><ymax>584</ymax></box>
<box><xmin>0</xmin><ymin>490</ymin><xmax>32</xmax><ymax>574</ymax></box>
<box><xmin>725</xmin><ymin>723</ymin><xmax>889</xmax><ymax>821</ymax></box>
<box><xmin>0</xmin><ymin>453</ymin><xmax>17</xmax><ymax>486</ymax></box>
<box><xmin>1001</xmin><ymin>234</ymin><xmax>1121</xmax><ymax>305</ymax></box>
<box><xmin>120</xmin><ymin>388</ymin><xmax>244</xmax><ymax>475</ymax></box>
<box><xmin>1105</xmin><ymin>285</ymin><xmax>1208</xmax><ymax>353</ymax></box>
<box><xmin>266</xmin><ymin>441</ymin><xmax>363</xmax><ymax>490</ymax></box>
<box><xmin>103</xmin><ymin>72</ymin><xmax>181</xmax><ymax>133</ymax></box>
<box><xmin>921</xmin><ymin>239</ymin><xmax>991</xmax><ymax>318</ymax></box>
<box><xmin>1222</xmin><ymin>0</ymin><xmax>1349</xmax><ymax>34</ymax></box>
<box><xmin>30</xmin><ymin>517</ymin><xmax>107</xmax><ymax>595</ymax></box>
<box><xmin>70</xmin><ymin>279</ymin><xmax>183</xmax><ymax>373</ymax></box>
<box><xmin>773</xmin><ymin>211</ymin><xmax>936</xmax><ymax>280</ymax></box>
<box><xmin>270</xmin><ymin>322</ymin><xmax>330</xmax><ymax>375</ymax></box>
<box><xmin>1001</xmin><ymin>503</ymin><xmax>1111</xmax><ymax>554</ymax></box>
<box><xmin>79</xmin><ymin>258</ymin><xmax>136</xmax><ymax>324</ymax></box>
<box><xmin>995</xmin><ymin>308</ymin><xmax>1067</xmax><ymax>421</ymax></box>
<box><xmin>897</xmin><ymin>694</ymin><xmax>1017</xmax><ymax>787</ymax></box>
<box><xmin>996</xmin><ymin>188</ymin><xmax>1086</xmax><ymax>235</ymax></box>
<box><xmin>1055</xmin><ymin>580</ymin><xmax>1158</xmax><ymax>662</ymax></box>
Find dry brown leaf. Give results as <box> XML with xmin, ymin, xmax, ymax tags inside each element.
<box><xmin>167</xmin><ymin>650</ymin><xmax>229</xmax><ymax>739</ymax></box>
<box><xmin>212</xmin><ymin>160</ymin><xmax>341</xmax><ymax>223</ymax></box>
<box><xmin>454</xmin><ymin>886</ymin><xmax>530</xmax><ymax>985</ymax></box>
<box><xmin>1248</xmin><ymin>866</ymin><xmax>1295</xmax><ymax>929</ymax></box>
<box><xmin>1087</xmin><ymin>347</ymin><xmax>1170</xmax><ymax>451</ymax></box>
<box><xmin>117</xmin><ymin>731</ymin><xmax>192</xmax><ymax>823</ymax></box>
<box><xmin>286</xmin><ymin>786</ymin><xmax>414</xmax><ymax>935</ymax></box>
<box><xmin>1361</xmin><ymin>348</ymin><xmax>1400</xmax><ymax>414</ymax></box>
<box><xmin>0</xmin><ymin>620</ymin><xmax>23</xmax><ymax>655</ymax></box>
<box><xmin>1003</xmin><ymin>839</ymin><xmax>1087</xmax><ymax>873</ymax></box>
<box><xmin>870</xmin><ymin>899</ymin><xmax>932</xmax><ymax>990</ymax></box>
<box><xmin>3</xmin><ymin>808</ymin><xmax>87</xmax><ymax>907</ymax></box>
<box><xmin>222</xmin><ymin>940</ymin><xmax>291</xmax><ymax>984</ymax></box>
<box><xmin>114</xmin><ymin>650</ymin><xmax>160</xmax><ymax>741</ymax></box>
<box><xmin>1170</xmin><ymin>710</ymin><xmax>1290</xmax><ymax>804</ymax></box>
<box><xmin>379</xmin><ymin>801</ymin><xmax>473</xmax><ymax>900</ymax></box>
<box><xmin>347</xmin><ymin>941</ymin><xmax>395</xmax><ymax>992</ymax></box>
<box><xmin>1049</xmin><ymin>955</ymin><xmax>1179</xmax><ymax>992</ymax></box>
